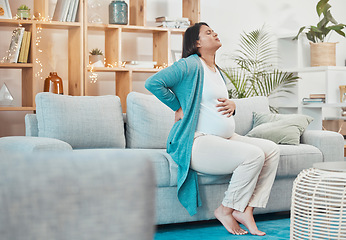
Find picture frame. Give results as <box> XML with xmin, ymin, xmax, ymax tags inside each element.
<box><xmin>0</xmin><ymin>0</ymin><xmax>12</xmax><ymax>19</ymax></box>
<box><xmin>171</xmin><ymin>50</ymin><xmax>182</xmax><ymax>62</ymax></box>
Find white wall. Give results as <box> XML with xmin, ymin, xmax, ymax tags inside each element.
<box><xmin>1</xmin><ymin>0</ymin><xmax>346</xmax><ymax>137</ymax></box>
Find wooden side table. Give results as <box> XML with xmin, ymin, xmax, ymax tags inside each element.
<box><xmin>290</xmin><ymin>161</ymin><xmax>346</xmax><ymax>240</ymax></box>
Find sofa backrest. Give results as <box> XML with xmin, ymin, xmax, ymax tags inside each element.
<box><xmin>125</xmin><ymin>92</ymin><xmax>175</xmax><ymax>149</ymax></box>
<box><xmin>28</xmin><ymin>92</ymin><xmax>126</xmax><ymax>149</ymax></box>
<box><xmin>232</xmin><ymin>96</ymin><xmax>270</xmax><ymax>135</ymax></box>
<box><xmin>125</xmin><ymin>92</ymin><xmax>270</xmax><ymax>148</ymax></box>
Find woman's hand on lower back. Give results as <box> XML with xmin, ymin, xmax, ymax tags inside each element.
<box><xmin>216</xmin><ymin>98</ymin><xmax>236</xmax><ymax>117</ymax></box>
<box><xmin>175</xmin><ymin>107</ymin><xmax>184</xmax><ymax>122</ymax></box>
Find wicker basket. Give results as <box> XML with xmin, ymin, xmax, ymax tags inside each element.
<box><xmin>290</xmin><ymin>163</ymin><xmax>346</xmax><ymax>240</ymax></box>
<box><xmin>310</xmin><ymin>42</ymin><xmax>337</xmax><ymax>66</ymax></box>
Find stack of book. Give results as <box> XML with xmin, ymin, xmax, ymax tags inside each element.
<box><xmin>4</xmin><ymin>27</ymin><xmax>31</xmax><ymax>63</ymax></box>
<box><xmin>302</xmin><ymin>94</ymin><xmax>326</xmax><ymax>104</ymax></box>
<box><xmin>53</xmin><ymin>0</ymin><xmax>79</xmax><ymax>22</ymax></box>
<box><xmin>155</xmin><ymin>16</ymin><xmax>190</xmax><ymax>29</ymax></box>
<box><xmin>125</xmin><ymin>61</ymin><xmax>157</xmax><ymax>69</ymax></box>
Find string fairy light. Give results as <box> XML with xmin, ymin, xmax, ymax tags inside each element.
<box><xmin>34</xmin><ymin>26</ymin><xmax>44</xmax><ymax>80</ymax></box>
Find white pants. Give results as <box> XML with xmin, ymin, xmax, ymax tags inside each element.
<box><xmin>191</xmin><ymin>132</ymin><xmax>280</xmax><ymax>212</ymax></box>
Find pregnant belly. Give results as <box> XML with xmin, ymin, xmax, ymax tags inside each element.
<box><xmin>196</xmin><ymin>104</ymin><xmax>235</xmax><ymax>138</ymax></box>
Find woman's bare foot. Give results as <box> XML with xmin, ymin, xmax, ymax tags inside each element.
<box><xmin>214</xmin><ymin>205</ymin><xmax>248</xmax><ymax>235</ymax></box>
<box><xmin>232</xmin><ymin>206</ymin><xmax>265</xmax><ymax>236</ymax></box>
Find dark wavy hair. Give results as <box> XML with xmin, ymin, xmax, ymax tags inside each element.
<box><xmin>182</xmin><ymin>22</ymin><xmax>209</xmax><ymax>58</ymax></box>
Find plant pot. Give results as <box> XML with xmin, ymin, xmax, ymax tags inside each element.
<box><xmin>89</xmin><ymin>55</ymin><xmax>104</xmax><ymax>67</ymax></box>
<box><xmin>17</xmin><ymin>9</ymin><xmax>31</xmax><ymax>19</ymax></box>
<box><xmin>310</xmin><ymin>42</ymin><xmax>337</xmax><ymax>67</ymax></box>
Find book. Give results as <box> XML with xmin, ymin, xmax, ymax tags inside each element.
<box><xmin>18</xmin><ymin>31</ymin><xmax>28</xmax><ymax>63</ymax></box>
<box><xmin>155</xmin><ymin>16</ymin><xmax>189</xmax><ymax>22</ymax></box>
<box><xmin>53</xmin><ymin>0</ymin><xmax>71</xmax><ymax>21</ymax></box>
<box><xmin>302</xmin><ymin>97</ymin><xmax>325</xmax><ymax>104</ymax></box>
<box><xmin>71</xmin><ymin>0</ymin><xmax>79</xmax><ymax>22</ymax></box>
<box><xmin>309</xmin><ymin>93</ymin><xmax>326</xmax><ymax>99</ymax></box>
<box><xmin>23</xmin><ymin>31</ymin><xmax>31</xmax><ymax>63</ymax></box>
<box><xmin>156</xmin><ymin>21</ymin><xmax>190</xmax><ymax>29</ymax></box>
<box><xmin>7</xmin><ymin>27</ymin><xmax>25</xmax><ymax>63</ymax></box>
<box><xmin>125</xmin><ymin>61</ymin><xmax>157</xmax><ymax>69</ymax></box>
<box><xmin>66</xmin><ymin>0</ymin><xmax>76</xmax><ymax>22</ymax></box>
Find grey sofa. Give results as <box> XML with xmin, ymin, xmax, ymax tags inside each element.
<box><xmin>0</xmin><ymin>151</ymin><xmax>156</xmax><ymax>240</ymax></box>
<box><xmin>0</xmin><ymin>91</ymin><xmax>344</xmax><ymax>225</ymax></box>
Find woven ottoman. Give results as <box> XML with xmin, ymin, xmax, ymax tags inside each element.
<box><xmin>290</xmin><ymin>161</ymin><xmax>346</xmax><ymax>239</ymax></box>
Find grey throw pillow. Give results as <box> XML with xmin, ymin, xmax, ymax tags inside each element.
<box><xmin>246</xmin><ymin>112</ymin><xmax>313</xmax><ymax>145</ymax></box>
<box><xmin>36</xmin><ymin>92</ymin><xmax>125</xmax><ymax>149</ymax></box>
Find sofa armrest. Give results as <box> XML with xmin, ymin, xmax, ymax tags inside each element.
<box><xmin>0</xmin><ymin>136</ymin><xmax>73</xmax><ymax>153</ymax></box>
<box><xmin>25</xmin><ymin>114</ymin><xmax>38</xmax><ymax>137</ymax></box>
<box><xmin>301</xmin><ymin>130</ymin><xmax>344</xmax><ymax>162</ymax></box>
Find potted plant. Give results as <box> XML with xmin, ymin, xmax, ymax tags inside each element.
<box><xmin>222</xmin><ymin>26</ymin><xmax>299</xmax><ymax>112</ymax></box>
<box><xmin>17</xmin><ymin>5</ymin><xmax>31</xmax><ymax>20</ymax></box>
<box><xmin>89</xmin><ymin>48</ymin><xmax>104</xmax><ymax>67</ymax></box>
<box><xmin>293</xmin><ymin>0</ymin><xmax>346</xmax><ymax>66</ymax></box>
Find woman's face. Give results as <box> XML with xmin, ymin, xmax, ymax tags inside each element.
<box><xmin>197</xmin><ymin>25</ymin><xmax>222</xmax><ymax>52</ymax></box>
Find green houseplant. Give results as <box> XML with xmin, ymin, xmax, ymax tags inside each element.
<box><xmin>222</xmin><ymin>26</ymin><xmax>298</xmax><ymax>112</ymax></box>
<box><xmin>293</xmin><ymin>0</ymin><xmax>346</xmax><ymax>66</ymax></box>
<box><xmin>89</xmin><ymin>48</ymin><xmax>104</xmax><ymax>67</ymax></box>
<box><xmin>17</xmin><ymin>4</ymin><xmax>31</xmax><ymax>20</ymax></box>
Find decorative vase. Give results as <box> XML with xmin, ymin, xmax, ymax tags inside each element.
<box><xmin>109</xmin><ymin>0</ymin><xmax>128</xmax><ymax>25</ymax></box>
<box><xmin>89</xmin><ymin>55</ymin><xmax>104</xmax><ymax>67</ymax></box>
<box><xmin>44</xmin><ymin>72</ymin><xmax>63</xmax><ymax>94</ymax></box>
<box><xmin>17</xmin><ymin>9</ymin><xmax>31</xmax><ymax>19</ymax></box>
<box><xmin>310</xmin><ymin>42</ymin><xmax>337</xmax><ymax>67</ymax></box>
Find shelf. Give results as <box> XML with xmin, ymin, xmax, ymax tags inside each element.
<box><xmin>301</xmin><ymin>103</ymin><xmax>346</xmax><ymax>108</ymax></box>
<box><xmin>282</xmin><ymin>66</ymin><xmax>346</xmax><ymax>73</ymax></box>
<box><xmin>88</xmin><ymin>67</ymin><xmax>161</xmax><ymax>73</ymax></box>
<box><xmin>0</xmin><ymin>63</ymin><xmax>33</xmax><ymax>68</ymax></box>
<box><xmin>0</xmin><ymin>19</ymin><xmax>81</xmax><ymax>29</ymax></box>
<box><xmin>87</xmin><ymin>23</ymin><xmax>186</xmax><ymax>34</ymax></box>
<box><xmin>0</xmin><ymin>107</ymin><xmax>35</xmax><ymax>111</ymax></box>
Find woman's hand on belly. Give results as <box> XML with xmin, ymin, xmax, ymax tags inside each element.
<box><xmin>216</xmin><ymin>98</ymin><xmax>236</xmax><ymax>117</ymax></box>
<box><xmin>175</xmin><ymin>107</ymin><xmax>184</xmax><ymax>122</ymax></box>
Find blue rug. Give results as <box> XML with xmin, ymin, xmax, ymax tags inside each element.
<box><xmin>155</xmin><ymin>215</ymin><xmax>290</xmax><ymax>240</ymax></box>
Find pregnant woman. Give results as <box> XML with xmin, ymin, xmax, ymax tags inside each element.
<box><xmin>145</xmin><ymin>22</ymin><xmax>280</xmax><ymax>236</ymax></box>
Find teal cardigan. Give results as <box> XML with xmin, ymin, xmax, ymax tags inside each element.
<box><xmin>145</xmin><ymin>54</ymin><xmax>204</xmax><ymax>215</ymax></box>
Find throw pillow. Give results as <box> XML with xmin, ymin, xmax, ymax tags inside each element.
<box><xmin>36</xmin><ymin>92</ymin><xmax>125</xmax><ymax>149</ymax></box>
<box><xmin>246</xmin><ymin>112</ymin><xmax>313</xmax><ymax>145</ymax></box>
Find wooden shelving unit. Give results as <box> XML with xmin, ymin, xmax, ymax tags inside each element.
<box><xmin>84</xmin><ymin>0</ymin><xmax>200</xmax><ymax>112</ymax></box>
<box><xmin>0</xmin><ymin>0</ymin><xmax>83</xmax><ymax>111</ymax></box>
<box><xmin>0</xmin><ymin>0</ymin><xmax>200</xmax><ymax>112</ymax></box>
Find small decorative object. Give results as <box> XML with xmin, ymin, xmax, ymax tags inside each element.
<box><xmin>339</xmin><ymin>85</ymin><xmax>346</xmax><ymax>116</ymax></box>
<box><xmin>0</xmin><ymin>83</ymin><xmax>14</xmax><ymax>105</ymax></box>
<box><xmin>44</xmin><ymin>72</ymin><xmax>63</xmax><ymax>94</ymax></box>
<box><xmin>293</xmin><ymin>0</ymin><xmax>346</xmax><ymax>66</ymax></box>
<box><xmin>109</xmin><ymin>0</ymin><xmax>128</xmax><ymax>25</ymax></box>
<box><xmin>17</xmin><ymin>4</ymin><xmax>30</xmax><ymax>19</ymax></box>
<box><xmin>0</xmin><ymin>0</ymin><xmax>12</xmax><ymax>19</ymax></box>
<box><xmin>89</xmin><ymin>48</ymin><xmax>104</xmax><ymax>67</ymax></box>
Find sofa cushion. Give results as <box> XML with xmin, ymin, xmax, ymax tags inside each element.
<box><xmin>246</xmin><ymin>112</ymin><xmax>314</xmax><ymax>145</ymax></box>
<box><xmin>0</xmin><ymin>136</ymin><xmax>73</xmax><ymax>152</ymax></box>
<box><xmin>126</xmin><ymin>92</ymin><xmax>174</xmax><ymax>149</ymax></box>
<box><xmin>36</xmin><ymin>93</ymin><xmax>125</xmax><ymax>149</ymax></box>
<box><xmin>74</xmin><ymin>148</ymin><xmax>172</xmax><ymax>187</ymax></box>
<box><xmin>232</xmin><ymin>96</ymin><xmax>270</xmax><ymax>135</ymax></box>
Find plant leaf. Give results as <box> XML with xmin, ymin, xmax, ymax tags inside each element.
<box><xmin>293</xmin><ymin>26</ymin><xmax>306</xmax><ymax>40</ymax></box>
<box><xmin>316</xmin><ymin>0</ymin><xmax>329</xmax><ymax>17</ymax></box>
<box><xmin>325</xmin><ymin>10</ymin><xmax>338</xmax><ymax>25</ymax></box>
